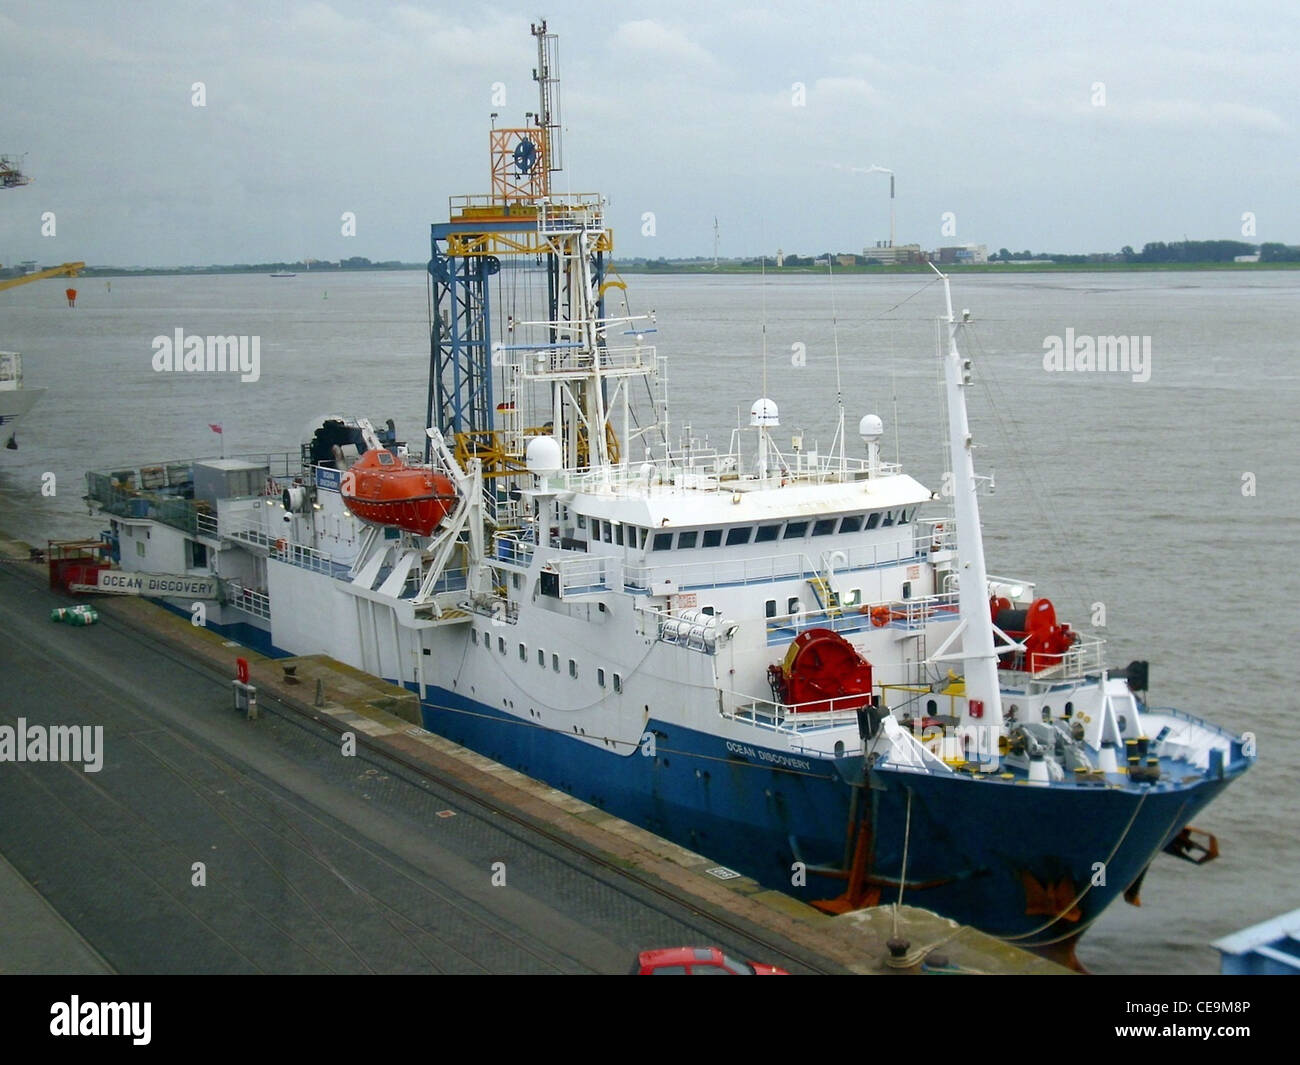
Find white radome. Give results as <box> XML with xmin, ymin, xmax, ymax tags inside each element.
<box><xmin>750</xmin><ymin>397</ymin><xmax>779</xmax><ymax>426</ymax></box>
<box><xmin>858</xmin><ymin>413</ymin><xmax>884</xmax><ymax>443</ymax></box>
<box><xmin>525</xmin><ymin>435</ymin><xmax>563</xmax><ymax>474</ymax></box>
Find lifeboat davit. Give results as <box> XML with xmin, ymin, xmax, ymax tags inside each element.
<box><xmin>340</xmin><ymin>449</ymin><xmax>458</xmax><ymax>536</ymax></box>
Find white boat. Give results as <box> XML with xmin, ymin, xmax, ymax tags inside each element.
<box><xmin>0</xmin><ymin>351</ymin><xmax>44</xmax><ymax>450</ymax></box>
<box><xmin>80</xmin><ymin>23</ymin><xmax>1252</xmax><ymax>969</ymax></box>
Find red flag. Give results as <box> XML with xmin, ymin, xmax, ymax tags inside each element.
<box><xmin>209</xmin><ymin>423</ymin><xmax>223</xmax><ymax>434</ymax></box>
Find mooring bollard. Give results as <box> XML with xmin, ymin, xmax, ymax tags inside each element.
<box><xmin>314</xmin><ymin>677</ymin><xmax>325</xmax><ymax>707</ymax></box>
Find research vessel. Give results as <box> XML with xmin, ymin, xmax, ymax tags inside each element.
<box><xmin>80</xmin><ymin>23</ymin><xmax>1252</xmax><ymax>964</ymax></box>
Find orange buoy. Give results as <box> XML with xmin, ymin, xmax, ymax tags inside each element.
<box><xmin>65</xmin><ymin>287</ymin><xmax>77</xmax><ymax>307</ymax></box>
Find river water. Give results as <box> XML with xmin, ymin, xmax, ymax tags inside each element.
<box><xmin>2</xmin><ymin>267</ymin><xmax>1295</xmax><ymax>973</ymax></box>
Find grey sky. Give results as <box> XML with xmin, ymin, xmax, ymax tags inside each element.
<box><xmin>1</xmin><ymin>1</ymin><xmax>1295</xmax><ymax>267</ymax></box>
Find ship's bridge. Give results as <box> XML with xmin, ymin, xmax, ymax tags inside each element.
<box><xmin>519</xmin><ymin>465</ymin><xmax>948</xmax><ymax>614</ymax></box>
<box><xmin>557</xmin><ymin>468</ymin><xmax>933</xmax><ymax>532</ymax></box>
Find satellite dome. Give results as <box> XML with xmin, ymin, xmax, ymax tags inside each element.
<box><xmin>525</xmin><ymin>435</ymin><xmax>563</xmax><ymax>474</ymax></box>
<box><xmin>859</xmin><ymin>414</ymin><xmax>884</xmax><ymax>443</ymax></box>
<box><xmin>750</xmin><ymin>398</ymin><xmax>779</xmax><ymax>427</ymax></box>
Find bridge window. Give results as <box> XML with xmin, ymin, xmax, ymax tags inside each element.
<box><xmin>519</xmin><ymin>643</ymin><xmax>527</xmax><ymax>662</ymax></box>
<box><xmin>552</xmin><ymin>653</ymin><xmax>560</xmax><ymax>672</ymax></box>
<box><xmin>613</xmin><ymin>673</ymin><xmax>623</xmax><ymax>693</ymax></box>
<box><xmin>538</xmin><ymin>648</ymin><xmax>546</xmax><ymax>667</ymax></box>
<box><xmin>577</xmin><ymin>514</ymin><xmax>587</xmax><ymax>529</ymax></box>
<box><xmin>677</xmin><ymin>530</ymin><xmax>698</xmax><ymax>549</ymax></box>
<box><xmin>784</xmin><ymin>521</ymin><xmax>808</xmax><ymax>539</ymax></box>
<box><xmin>844</xmin><ymin>589</ymin><xmax>860</xmax><ymax>607</ymax></box>
<box><xmin>702</xmin><ymin>529</ymin><xmax>722</xmax><ymax>548</ymax></box>
<box><xmin>471</xmin><ymin>629</ymin><xmax>479</xmax><ymax>645</ymax></box>
<box><xmin>788</xmin><ymin>596</ymin><xmax>801</xmax><ymax>614</ymax></box>
<box><xmin>614</xmin><ymin>524</ymin><xmax>624</xmax><ymax>546</ymax></box>
<box><xmin>865</xmin><ymin>513</ymin><xmax>881</xmax><ymax>530</ymax></box>
<box><xmin>839</xmin><ymin>515</ymin><xmax>863</xmax><ymax>533</ymax></box>
<box><xmin>754</xmin><ymin>524</ymin><xmax>780</xmax><ymax>543</ymax></box>
<box><xmin>765</xmin><ymin>599</ymin><xmax>777</xmax><ymax>618</ymax></box>
<box><xmin>652</xmin><ymin>532</ymin><xmax>673</xmax><ymax>551</ymax></box>
<box><xmin>725</xmin><ymin>526</ymin><xmax>752</xmax><ymax>546</ymax></box>
<box><xmin>498</xmin><ymin>636</ymin><xmax>507</xmax><ymax>654</ymax></box>
<box><xmin>598</xmin><ymin>668</ymin><xmax>606</xmax><ymax>687</ymax></box>
<box><xmin>569</xmin><ymin>659</ymin><xmax>577</xmax><ymax>678</ymax></box>
<box><xmin>812</xmin><ymin>518</ymin><xmax>836</xmax><ymax>536</ymax></box>
<box><xmin>881</xmin><ymin>511</ymin><xmax>894</xmax><ymax>527</ymax></box>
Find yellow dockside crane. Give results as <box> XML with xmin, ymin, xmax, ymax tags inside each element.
<box><xmin>0</xmin><ymin>261</ymin><xmax>86</xmax><ymax>293</ymax></box>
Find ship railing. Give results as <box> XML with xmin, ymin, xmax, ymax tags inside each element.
<box><xmin>520</xmin><ymin>343</ymin><xmax>652</xmax><ymax>378</ymax></box>
<box><xmin>557</xmin><ymin>554</ymin><xmax>613</xmax><ymax>596</ymax></box>
<box><xmin>781</xmin><ymin>451</ymin><xmax>902</xmax><ymax>483</ymax></box>
<box><xmin>494</xmin><ymin>533</ymin><xmax>536</xmax><ymax>567</ymax></box>
<box><xmin>626</xmin><ymin>536</ymin><xmax>925</xmax><ymax>595</ymax></box>
<box><xmin>762</xmin><ymin>591</ymin><xmax>961</xmax><ymax>644</ymax></box>
<box><xmin>720</xmin><ymin>688</ymin><xmax>865</xmax><ymax>732</ymax></box>
<box><xmin>216</xmin><ymin>502</ymin><xmax>276</xmax><ymax>546</ymax></box>
<box><xmin>86</xmin><ymin>480</ymin><xmax>206</xmax><ymax>536</ymax></box>
<box><xmin>537</xmin><ymin>198</ymin><xmax>604</xmax><ymax>233</ymax></box>
<box><xmin>995</xmin><ymin>634</ymin><xmax>1106</xmax><ymax>684</ymax></box>
<box><xmin>1142</xmin><ymin>705</ymin><xmax>1242</xmax><ymax>745</ymax></box>
<box><xmin>449</xmin><ymin>192</ymin><xmax>602</xmax><ymax>214</ymax></box>
<box><xmin>421</xmin><ymin>565</ymin><xmax>469</xmax><ymax>598</ymax></box>
<box><xmin>229</xmin><ymin>587</ymin><xmax>271</xmax><ymax>620</ymax></box>
<box><xmin>915</xmin><ymin>518</ymin><xmax>958</xmax><ymax>556</ymax></box>
<box><xmin>270</xmin><ymin>539</ymin><xmax>341</xmax><ymax>577</ymax></box>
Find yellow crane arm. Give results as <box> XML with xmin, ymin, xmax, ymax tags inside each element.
<box><xmin>0</xmin><ymin>261</ymin><xmax>86</xmax><ymax>293</ymax></box>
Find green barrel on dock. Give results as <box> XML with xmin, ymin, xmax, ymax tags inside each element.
<box><xmin>50</xmin><ymin>607</ymin><xmax>68</xmax><ymax>622</ymax></box>
<box><xmin>67</xmin><ymin>607</ymin><xmax>99</xmax><ymax>626</ymax></box>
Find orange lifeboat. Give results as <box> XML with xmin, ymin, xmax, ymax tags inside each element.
<box><xmin>340</xmin><ymin>449</ymin><xmax>458</xmax><ymax>536</ymax></box>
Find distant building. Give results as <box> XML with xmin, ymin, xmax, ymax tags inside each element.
<box><xmin>936</xmin><ymin>244</ymin><xmax>988</xmax><ymax>265</ymax></box>
<box><xmin>776</xmin><ymin>248</ymin><xmax>784</xmax><ymax>267</ymax></box>
<box><xmin>862</xmin><ymin>242</ymin><xmax>924</xmax><ymax>264</ymax></box>
<box><xmin>836</xmin><ymin>254</ymin><xmax>856</xmax><ymax>268</ymax></box>
<box><xmin>1234</xmin><ymin>253</ymin><xmax>1260</xmax><ymax>263</ymax></box>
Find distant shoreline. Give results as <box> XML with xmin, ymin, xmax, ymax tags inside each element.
<box><xmin>8</xmin><ymin>260</ymin><xmax>1297</xmax><ymax>282</ymax></box>
<box><xmin>7</xmin><ymin>261</ymin><xmax>1289</xmax><ymax>283</ymax></box>
<box><xmin>616</xmin><ymin>261</ymin><xmax>1300</xmax><ymax>275</ymax></box>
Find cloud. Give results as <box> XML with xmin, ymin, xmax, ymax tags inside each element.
<box><xmin>608</xmin><ymin>19</ymin><xmax>720</xmax><ymax>73</ymax></box>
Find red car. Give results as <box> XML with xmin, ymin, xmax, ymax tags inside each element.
<box><xmin>633</xmin><ymin>947</ymin><xmax>788</xmax><ymax>975</ymax></box>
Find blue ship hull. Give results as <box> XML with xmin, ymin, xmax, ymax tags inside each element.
<box><xmin>419</xmin><ymin>683</ymin><xmax>1246</xmax><ymax>946</ymax></box>
<box><xmin>169</xmin><ymin>608</ymin><xmax>1246</xmax><ymax>947</ymax></box>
